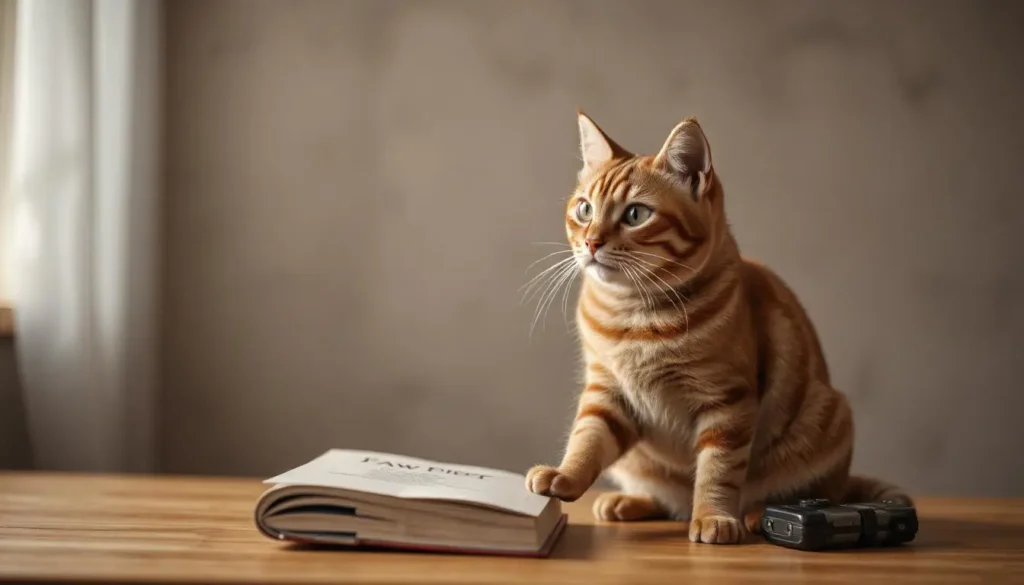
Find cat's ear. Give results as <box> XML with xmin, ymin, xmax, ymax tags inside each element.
<box><xmin>577</xmin><ymin>110</ymin><xmax>631</xmax><ymax>176</ymax></box>
<box><xmin>654</xmin><ymin>117</ymin><xmax>713</xmax><ymax>200</ymax></box>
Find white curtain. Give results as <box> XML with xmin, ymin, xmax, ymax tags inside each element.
<box><xmin>7</xmin><ymin>0</ymin><xmax>161</xmax><ymax>471</ymax></box>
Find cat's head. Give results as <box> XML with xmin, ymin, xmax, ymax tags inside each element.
<box><xmin>566</xmin><ymin>111</ymin><xmax>724</xmax><ymax>290</ymax></box>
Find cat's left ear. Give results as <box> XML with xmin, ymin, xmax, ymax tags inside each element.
<box><xmin>654</xmin><ymin>117</ymin><xmax>713</xmax><ymax>200</ymax></box>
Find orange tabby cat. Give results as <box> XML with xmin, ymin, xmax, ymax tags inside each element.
<box><xmin>526</xmin><ymin>111</ymin><xmax>910</xmax><ymax>544</ymax></box>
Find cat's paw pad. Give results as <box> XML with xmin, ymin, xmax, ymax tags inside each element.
<box><xmin>525</xmin><ymin>465</ymin><xmax>586</xmax><ymax>502</ymax></box>
<box><xmin>689</xmin><ymin>513</ymin><xmax>743</xmax><ymax>544</ymax></box>
<box><xmin>593</xmin><ymin>492</ymin><xmax>665</xmax><ymax>522</ymax></box>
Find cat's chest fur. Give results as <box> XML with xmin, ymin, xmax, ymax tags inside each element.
<box><xmin>603</xmin><ymin>344</ymin><xmax>705</xmax><ymax>452</ymax></box>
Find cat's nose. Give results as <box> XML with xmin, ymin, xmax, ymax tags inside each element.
<box><xmin>585</xmin><ymin>238</ymin><xmax>604</xmax><ymax>255</ymax></box>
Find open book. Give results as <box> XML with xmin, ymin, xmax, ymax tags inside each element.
<box><xmin>254</xmin><ymin>449</ymin><xmax>567</xmax><ymax>557</ymax></box>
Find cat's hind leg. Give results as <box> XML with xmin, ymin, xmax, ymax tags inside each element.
<box><xmin>593</xmin><ymin>492</ymin><xmax>668</xmax><ymax>521</ymax></box>
<box><xmin>742</xmin><ymin>509</ymin><xmax>764</xmax><ymax>534</ymax></box>
<box><xmin>596</xmin><ymin>451</ymin><xmax>694</xmax><ymax>523</ymax></box>
<box><xmin>739</xmin><ymin>446</ymin><xmax>853</xmax><ymax>535</ymax></box>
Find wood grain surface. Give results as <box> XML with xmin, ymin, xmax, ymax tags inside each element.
<box><xmin>1</xmin><ymin>472</ymin><xmax>1022</xmax><ymax>584</ymax></box>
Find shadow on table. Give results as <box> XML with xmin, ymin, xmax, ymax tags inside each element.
<box><xmin>276</xmin><ymin>516</ymin><xmax>1023</xmax><ymax>558</ymax></box>
<box><xmin>547</xmin><ymin>522</ymin><xmax>616</xmax><ymax>560</ymax></box>
<box><xmin>798</xmin><ymin>517</ymin><xmax>1024</xmax><ymax>554</ymax></box>
<box><xmin>910</xmin><ymin>517</ymin><xmax>1024</xmax><ymax>551</ymax></box>
<box><xmin>569</xmin><ymin>517</ymin><xmax>1023</xmax><ymax>554</ymax></box>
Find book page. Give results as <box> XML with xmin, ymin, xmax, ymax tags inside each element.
<box><xmin>264</xmin><ymin>450</ymin><xmax>551</xmax><ymax>517</ymax></box>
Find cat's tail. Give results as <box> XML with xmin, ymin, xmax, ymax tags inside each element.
<box><xmin>843</xmin><ymin>474</ymin><xmax>913</xmax><ymax>505</ymax></box>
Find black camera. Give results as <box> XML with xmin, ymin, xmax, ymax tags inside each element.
<box><xmin>760</xmin><ymin>498</ymin><xmax>918</xmax><ymax>551</ymax></box>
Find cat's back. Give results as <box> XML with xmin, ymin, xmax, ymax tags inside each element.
<box><xmin>739</xmin><ymin>256</ymin><xmax>830</xmax><ymax>386</ymax></box>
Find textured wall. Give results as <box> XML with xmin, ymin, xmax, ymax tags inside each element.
<box><xmin>163</xmin><ymin>0</ymin><xmax>1024</xmax><ymax>496</ymax></box>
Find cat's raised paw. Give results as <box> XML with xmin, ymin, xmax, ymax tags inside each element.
<box><xmin>525</xmin><ymin>465</ymin><xmax>587</xmax><ymax>502</ymax></box>
<box><xmin>593</xmin><ymin>492</ymin><xmax>667</xmax><ymax>522</ymax></box>
<box><xmin>689</xmin><ymin>513</ymin><xmax>743</xmax><ymax>544</ymax></box>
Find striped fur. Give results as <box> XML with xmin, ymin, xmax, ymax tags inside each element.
<box><xmin>525</xmin><ymin>112</ymin><xmax>911</xmax><ymax>544</ymax></box>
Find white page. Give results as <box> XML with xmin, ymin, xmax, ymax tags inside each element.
<box><xmin>264</xmin><ymin>449</ymin><xmax>552</xmax><ymax>517</ymax></box>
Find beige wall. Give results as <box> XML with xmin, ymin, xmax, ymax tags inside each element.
<box><xmin>163</xmin><ymin>0</ymin><xmax>1024</xmax><ymax>496</ymax></box>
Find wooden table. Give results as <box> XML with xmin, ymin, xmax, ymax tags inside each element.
<box><xmin>1</xmin><ymin>473</ymin><xmax>1022</xmax><ymax>584</ymax></box>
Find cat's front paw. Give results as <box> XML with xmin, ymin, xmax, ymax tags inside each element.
<box><xmin>525</xmin><ymin>465</ymin><xmax>588</xmax><ymax>502</ymax></box>
<box><xmin>689</xmin><ymin>513</ymin><xmax>743</xmax><ymax>544</ymax></box>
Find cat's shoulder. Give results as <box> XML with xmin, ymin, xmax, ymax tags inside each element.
<box><xmin>738</xmin><ymin>256</ymin><xmax>799</xmax><ymax>304</ymax></box>
<box><xmin>738</xmin><ymin>255</ymin><xmax>776</xmax><ymax>282</ymax></box>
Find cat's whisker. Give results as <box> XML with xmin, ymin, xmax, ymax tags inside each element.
<box><xmin>617</xmin><ymin>261</ymin><xmax>652</xmax><ymax>311</ymax></box>
<box><xmin>560</xmin><ymin>269</ymin><xmax>580</xmax><ymax>327</ymax></box>
<box><xmin>535</xmin><ymin>261</ymin><xmax>575</xmax><ymax>311</ymax></box>
<box><xmin>623</xmin><ymin>252</ymin><xmax>686</xmax><ymax>284</ymax></box>
<box><xmin>617</xmin><ymin>265</ymin><xmax>636</xmax><ymax>307</ymax></box>
<box><xmin>521</xmin><ymin>267</ymin><xmax>571</xmax><ymax>307</ymax></box>
<box><xmin>639</xmin><ymin>268</ymin><xmax>658</xmax><ymax>311</ymax></box>
<box><xmin>605</xmin><ymin>252</ymin><xmax>671</xmax><ymax>308</ymax></box>
<box><xmin>523</xmin><ymin>249</ymin><xmax>574</xmax><ymax>276</ymax></box>
<box><xmin>606</xmin><ymin>249</ymin><xmax>679</xmax><ymax>313</ymax></box>
<box><xmin>528</xmin><ymin>262</ymin><xmax>574</xmax><ymax>335</ymax></box>
<box><xmin>546</xmin><ymin>264</ymin><xmax>579</xmax><ymax>332</ymax></box>
<box><xmin>634</xmin><ymin>261</ymin><xmax>690</xmax><ymax>342</ymax></box>
<box><xmin>522</xmin><ymin>265</ymin><xmax>573</xmax><ymax>312</ymax></box>
<box><xmin>627</xmin><ymin>249</ymin><xmax>698</xmax><ymax>273</ymax></box>
<box><xmin>520</xmin><ymin>256</ymin><xmax>576</xmax><ymax>301</ymax></box>
<box><xmin>628</xmin><ymin>260</ymin><xmax>678</xmax><ymax>312</ymax></box>
<box><xmin>642</xmin><ymin>263</ymin><xmax>685</xmax><ymax>310</ymax></box>
<box><xmin>530</xmin><ymin>261</ymin><xmax>578</xmax><ymax>337</ymax></box>
<box><xmin>631</xmin><ymin>265</ymin><xmax>656</xmax><ymax>312</ymax></box>
<box><xmin>622</xmin><ymin>251</ymin><xmax>692</xmax><ymax>303</ymax></box>
<box><xmin>616</xmin><ymin>263</ymin><xmax>641</xmax><ymax>308</ymax></box>
<box><xmin>531</xmin><ymin>242</ymin><xmax>572</xmax><ymax>247</ymax></box>
<box><xmin>524</xmin><ymin>266</ymin><xmax>576</xmax><ymax>323</ymax></box>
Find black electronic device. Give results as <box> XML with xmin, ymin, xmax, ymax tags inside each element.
<box><xmin>760</xmin><ymin>498</ymin><xmax>918</xmax><ymax>551</ymax></box>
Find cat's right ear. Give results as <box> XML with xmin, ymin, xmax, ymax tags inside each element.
<box><xmin>577</xmin><ymin>110</ymin><xmax>631</xmax><ymax>178</ymax></box>
<box><xmin>654</xmin><ymin>117</ymin><xmax>713</xmax><ymax>201</ymax></box>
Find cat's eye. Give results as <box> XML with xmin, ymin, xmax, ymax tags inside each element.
<box><xmin>622</xmin><ymin>204</ymin><xmax>653</xmax><ymax>226</ymax></box>
<box><xmin>575</xmin><ymin>200</ymin><xmax>593</xmax><ymax>223</ymax></box>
